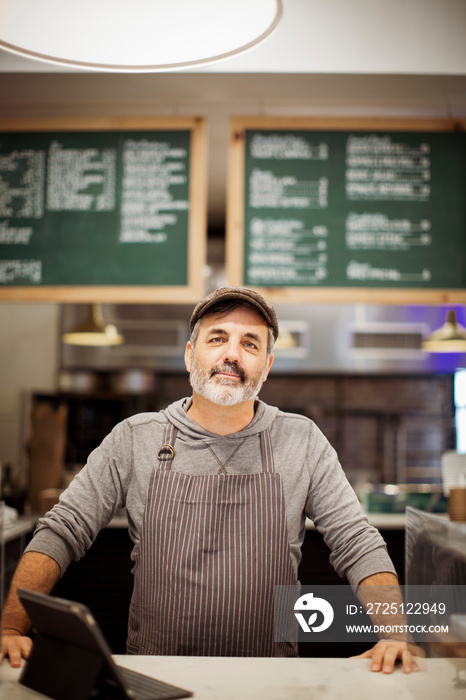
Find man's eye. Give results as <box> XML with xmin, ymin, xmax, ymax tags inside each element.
<box><xmin>244</xmin><ymin>341</ymin><xmax>257</xmax><ymax>349</ymax></box>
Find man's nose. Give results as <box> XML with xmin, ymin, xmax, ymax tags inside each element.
<box><xmin>222</xmin><ymin>339</ymin><xmax>241</xmax><ymax>363</ymax></box>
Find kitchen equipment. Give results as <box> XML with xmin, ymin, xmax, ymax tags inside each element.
<box><xmin>361</xmin><ymin>483</ymin><xmax>448</xmax><ymax>514</ymax></box>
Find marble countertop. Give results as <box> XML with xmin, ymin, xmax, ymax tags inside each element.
<box><xmin>1</xmin><ymin>655</ymin><xmax>465</xmax><ymax>700</ymax></box>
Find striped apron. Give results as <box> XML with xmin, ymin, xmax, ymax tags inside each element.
<box><xmin>127</xmin><ymin>421</ymin><xmax>297</xmax><ymax>657</ymax></box>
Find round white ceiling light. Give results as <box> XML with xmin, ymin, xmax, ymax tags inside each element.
<box><xmin>0</xmin><ymin>0</ymin><xmax>282</xmax><ymax>72</ymax></box>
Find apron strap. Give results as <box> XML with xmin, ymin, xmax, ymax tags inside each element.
<box><xmin>260</xmin><ymin>428</ymin><xmax>275</xmax><ymax>473</ymax></box>
<box><xmin>157</xmin><ymin>422</ymin><xmax>275</xmax><ymax>473</ymax></box>
<box><xmin>157</xmin><ymin>421</ymin><xmax>178</xmax><ymax>470</ymax></box>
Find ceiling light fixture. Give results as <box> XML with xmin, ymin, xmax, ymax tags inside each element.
<box><xmin>422</xmin><ymin>309</ymin><xmax>466</xmax><ymax>353</ymax></box>
<box><xmin>62</xmin><ymin>304</ymin><xmax>124</xmax><ymax>347</ymax></box>
<box><xmin>0</xmin><ymin>0</ymin><xmax>282</xmax><ymax>72</ymax></box>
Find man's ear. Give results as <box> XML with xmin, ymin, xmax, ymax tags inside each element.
<box><xmin>263</xmin><ymin>353</ymin><xmax>274</xmax><ymax>381</ymax></box>
<box><xmin>184</xmin><ymin>341</ymin><xmax>192</xmax><ymax>373</ymax></box>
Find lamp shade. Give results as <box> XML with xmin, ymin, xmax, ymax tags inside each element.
<box><xmin>423</xmin><ymin>309</ymin><xmax>466</xmax><ymax>353</ymax></box>
<box><xmin>62</xmin><ymin>304</ymin><xmax>124</xmax><ymax>346</ymax></box>
<box><xmin>0</xmin><ymin>0</ymin><xmax>282</xmax><ymax>72</ymax></box>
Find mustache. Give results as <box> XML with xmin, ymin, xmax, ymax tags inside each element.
<box><xmin>210</xmin><ymin>361</ymin><xmax>246</xmax><ymax>383</ymax></box>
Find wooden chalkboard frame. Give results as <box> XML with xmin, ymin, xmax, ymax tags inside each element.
<box><xmin>0</xmin><ymin>116</ymin><xmax>207</xmax><ymax>303</ymax></box>
<box><xmin>227</xmin><ymin>116</ymin><xmax>466</xmax><ymax>304</ymax></box>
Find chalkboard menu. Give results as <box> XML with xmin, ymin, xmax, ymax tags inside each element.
<box><xmin>0</xmin><ymin>117</ymin><xmax>206</xmax><ymax>302</ymax></box>
<box><xmin>227</xmin><ymin>117</ymin><xmax>466</xmax><ymax>303</ymax></box>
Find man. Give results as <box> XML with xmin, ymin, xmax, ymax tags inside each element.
<box><xmin>2</xmin><ymin>287</ymin><xmax>417</xmax><ymax>671</ymax></box>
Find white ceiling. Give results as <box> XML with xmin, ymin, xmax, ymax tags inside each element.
<box><xmin>1</xmin><ymin>0</ymin><xmax>465</xmax><ymax>226</ymax></box>
<box><xmin>1</xmin><ymin>0</ymin><xmax>466</xmax><ymax>75</ymax></box>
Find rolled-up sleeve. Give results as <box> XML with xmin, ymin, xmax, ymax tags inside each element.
<box><xmin>304</xmin><ymin>440</ymin><xmax>397</xmax><ymax>587</ymax></box>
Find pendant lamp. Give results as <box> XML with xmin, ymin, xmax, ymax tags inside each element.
<box><xmin>62</xmin><ymin>303</ymin><xmax>124</xmax><ymax>346</ymax></box>
<box><xmin>422</xmin><ymin>309</ymin><xmax>466</xmax><ymax>353</ymax></box>
<box><xmin>0</xmin><ymin>0</ymin><xmax>282</xmax><ymax>72</ymax></box>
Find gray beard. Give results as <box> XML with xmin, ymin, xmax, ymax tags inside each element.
<box><xmin>189</xmin><ymin>359</ymin><xmax>268</xmax><ymax>406</ymax></box>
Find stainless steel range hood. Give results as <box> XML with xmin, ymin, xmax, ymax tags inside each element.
<box><xmin>60</xmin><ymin>302</ymin><xmax>466</xmax><ymax>375</ymax></box>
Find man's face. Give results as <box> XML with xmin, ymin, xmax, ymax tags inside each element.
<box><xmin>185</xmin><ymin>306</ymin><xmax>274</xmax><ymax>406</ymax></box>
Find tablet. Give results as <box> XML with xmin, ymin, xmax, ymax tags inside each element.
<box><xmin>17</xmin><ymin>588</ymin><xmax>193</xmax><ymax>700</ymax></box>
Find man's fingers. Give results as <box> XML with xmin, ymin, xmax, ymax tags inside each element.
<box><xmin>380</xmin><ymin>644</ymin><xmax>400</xmax><ymax>673</ymax></box>
<box><xmin>400</xmin><ymin>648</ymin><xmax>414</xmax><ymax>674</ymax></box>
<box><xmin>352</xmin><ymin>641</ymin><xmax>411</xmax><ymax>673</ymax></box>
<box><xmin>368</xmin><ymin>646</ymin><xmax>385</xmax><ymax>672</ymax></box>
<box><xmin>2</xmin><ymin>636</ymin><xmax>32</xmax><ymax>667</ymax></box>
<box><xmin>350</xmin><ymin>641</ymin><xmax>426</xmax><ymax>674</ymax></box>
<box><xmin>2</xmin><ymin>641</ymin><xmax>22</xmax><ymax>668</ymax></box>
<box><xmin>8</xmin><ymin>646</ymin><xmax>23</xmax><ymax>668</ymax></box>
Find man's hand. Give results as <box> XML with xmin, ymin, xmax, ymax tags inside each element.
<box><xmin>1</xmin><ymin>632</ymin><xmax>33</xmax><ymax>668</ymax></box>
<box><xmin>355</xmin><ymin>572</ymin><xmax>426</xmax><ymax>673</ymax></box>
<box><xmin>351</xmin><ymin>639</ymin><xmax>425</xmax><ymax>674</ymax></box>
<box><xmin>1</xmin><ymin>551</ymin><xmax>61</xmax><ymax>666</ymax></box>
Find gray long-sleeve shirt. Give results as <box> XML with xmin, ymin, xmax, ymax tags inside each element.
<box><xmin>26</xmin><ymin>397</ymin><xmax>396</xmax><ymax>587</ymax></box>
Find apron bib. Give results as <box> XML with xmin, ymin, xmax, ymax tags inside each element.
<box><xmin>127</xmin><ymin>421</ymin><xmax>297</xmax><ymax>657</ymax></box>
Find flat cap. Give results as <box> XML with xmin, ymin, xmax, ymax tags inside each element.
<box><xmin>189</xmin><ymin>286</ymin><xmax>279</xmax><ymax>341</ymax></box>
